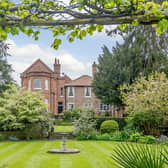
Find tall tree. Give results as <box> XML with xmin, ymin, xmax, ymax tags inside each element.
<box><xmin>0</xmin><ymin>40</ymin><xmax>13</xmax><ymax>95</ymax></box>
<box><xmin>93</xmin><ymin>25</ymin><xmax>168</xmax><ymax>106</ymax></box>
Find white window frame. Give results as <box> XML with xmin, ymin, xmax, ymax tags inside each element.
<box><xmin>28</xmin><ymin>79</ymin><xmax>31</xmax><ymax>91</ymax></box>
<box><xmin>67</xmin><ymin>103</ymin><xmax>74</xmax><ymax>110</ymax></box>
<box><xmin>84</xmin><ymin>87</ymin><xmax>92</xmax><ymax>97</ymax></box>
<box><xmin>68</xmin><ymin>87</ymin><xmax>75</xmax><ymax>97</ymax></box>
<box><xmin>45</xmin><ymin>79</ymin><xmax>49</xmax><ymax>90</ymax></box>
<box><xmin>34</xmin><ymin>79</ymin><xmax>42</xmax><ymax>90</ymax></box>
<box><xmin>100</xmin><ymin>104</ymin><xmax>110</xmax><ymax>112</ymax></box>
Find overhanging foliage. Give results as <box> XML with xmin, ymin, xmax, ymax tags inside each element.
<box><xmin>0</xmin><ymin>0</ymin><xmax>168</xmax><ymax>48</ymax></box>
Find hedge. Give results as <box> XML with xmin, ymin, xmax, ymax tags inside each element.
<box><xmin>94</xmin><ymin>116</ymin><xmax>126</xmax><ymax>131</ymax></box>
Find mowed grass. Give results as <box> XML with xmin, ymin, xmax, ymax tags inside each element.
<box><xmin>0</xmin><ymin>140</ymin><xmax>119</xmax><ymax>168</ymax></box>
<box><xmin>54</xmin><ymin>125</ymin><xmax>74</xmax><ymax>132</ymax></box>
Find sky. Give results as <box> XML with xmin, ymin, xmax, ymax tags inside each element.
<box><xmin>7</xmin><ymin>1</ymin><xmax>123</xmax><ymax>85</ymax></box>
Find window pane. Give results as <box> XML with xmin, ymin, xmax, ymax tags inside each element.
<box><xmin>45</xmin><ymin>79</ymin><xmax>49</xmax><ymax>90</ymax></box>
<box><xmin>85</xmin><ymin>87</ymin><xmax>91</xmax><ymax>97</ymax></box>
<box><xmin>60</xmin><ymin>88</ymin><xmax>64</xmax><ymax>96</ymax></box>
<box><xmin>34</xmin><ymin>79</ymin><xmax>41</xmax><ymax>89</ymax></box>
<box><xmin>68</xmin><ymin>103</ymin><xmax>74</xmax><ymax>110</ymax></box>
<box><xmin>68</xmin><ymin>87</ymin><xmax>74</xmax><ymax>97</ymax></box>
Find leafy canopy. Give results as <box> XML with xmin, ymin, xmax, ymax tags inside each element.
<box><xmin>0</xmin><ymin>0</ymin><xmax>168</xmax><ymax>49</ymax></box>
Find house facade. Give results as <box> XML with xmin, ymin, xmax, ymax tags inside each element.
<box><xmin>21</xmin><ymin>59</ymin><xmax>123</xmax><ymax>117</ymax></box>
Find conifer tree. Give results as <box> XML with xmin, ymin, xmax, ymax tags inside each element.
<box><xmin>93</xmin><ymin>25</ymin><xmax>168</xmax><ymax>106</ymax></box>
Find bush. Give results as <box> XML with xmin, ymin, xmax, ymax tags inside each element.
<box><xmin>73</xmin><ymin>109</ymin><xmax>96</xmax><ymax>136</ymax></box>
<box><xmin>63</xmin><ymin>107</ymin><xmax>83</xmax><ymax>121</ymax></box>
<box><xmin>129</xmin><ymin>133</ymin><xmax>141</xmax><ymax>142</ymax></box>
<box><xmin>110</xmin><ymin>131</ymin><xmax>130</xmax><ymax>141</ymax></box>
<box><xmin>97</xmin><ymin>133</ymin><xmax>111</xmax><ymax>140</ymax></box>
<box><xmin>87</xmin><ymin>131</ymin><xmax>99</xmax><ymax>140</ymax></box>
<box><xmin>75</xmin><ymin>132</ymin><xmax>88</xmax><ymax>140</ymax></box>
<box><xmin>94</xmin><ymin>116</ymin><xmax>126</xmax><ymax>130</ymax></box>
<box><xmin>0</xmin><ymin>134</ymin><xmax>5</xmax><ymax>141</ymax></box>
<box><xmin>138</xmin><ymin>135</ymin><xmax>157</xmax><ymax>144</ymax></box>
<box><xmin>0</xmin><ymin>85</ymin><xmax>54</xmax><ymax>140</ymax></box>
<box><xmin>100</xmin><ymin>120</ymin><xmax>119</xmax><ymax>134</ymax></box>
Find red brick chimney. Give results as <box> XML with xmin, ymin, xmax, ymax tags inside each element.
<box><xmin>54</xmin><ymin>58</ymin><xmax>61</xmax><ymax>77</ymax></box>
<box><xmin>92</xmin><ymin>61</ymin><xmax>97</xmax><ymax>77</ymax></box>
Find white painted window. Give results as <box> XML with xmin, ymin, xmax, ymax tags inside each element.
<box><xmin>34</xmin><ymin>79</ymin><xmax>42</xmax><ymax>89</ymax></box>
<box><xmin>68</xmin><ymin>87</ymin><xmax>74</xmax><ymax>97</ymax></box>
<box><xmin>67</xmin><ymin>103</ymin><xmax>74</xmax><ymax>110</ymax></box>
<box><xmin>28</xmin><ymin>79</ymin><xmax>31</xmax><ymax>91</ymax></box>
<box><xmin>85</xmin><ymin>87</ymin><xmax>91</xmax><ymax>97</ymax></box>
<box><xmin>45</xmin><ymin>79</ymin><xmax>49</xmax><ymax>90</ymax></box>
<box><xmin>100</xmin><ymin>104</ymin><xmax>110</xmax><ymax>111</ymax></box>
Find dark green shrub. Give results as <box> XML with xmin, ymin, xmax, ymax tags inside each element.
<box><xmin>97</xmin><ymin>133</ymin><xmax>111</xmax><ymax>140</ymax></box>
<box><xmin>0</xmin><ymin>134</ymin><xmax>5</xmax><ymax>141</ymax></box>
<box><xmin>100</xmin><ymin>120</ymin><xmax>119</xmax><ymax>134</ymax></box>
<box><xmin>87</xmin><ymin>131</ymin><xmax>99</xmax><ymax>140</ymax></box>
<box><xmin>75</xmin><ymin>132</ymin><xmax>88</xmax><ymax>140</ymax></box>
<box><xmin>110</xmin><ymin>131</ymin><xmax>130</xmax><ymax>141</ymax></box>
<box><xmin>138</xmin><ymin>135</ymin><xmax>157</xmax><ymax>144</ymax></box>
<box><xmin>94</xmin><ymin>116</ymin><xmax>126</xmax><ymax>130</ymax></box>
<box><xmin>129</xmin><ymin>133</ymin><xmax>141</xmax><ymax>142</ymax></box>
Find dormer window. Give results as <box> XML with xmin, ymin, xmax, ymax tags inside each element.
<box><xmin>68</xmin><ymin>87</ymin><xmax>74</xmax><ymax>97</ymax></box>
<box><xmin>85</xmin><ymin>87</ymin><xmax>91</xmax><ymax>97</ymax></box>
<box><xmin>34</xmin><ymin>79</ymin><xmax>41</xmax><ymax>89</ymax></box>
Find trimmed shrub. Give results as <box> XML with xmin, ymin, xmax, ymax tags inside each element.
<box><xmin>100</xmin><ymin>120</ymin><xmax>119</xmax><ymax>134</ymax></box>
<box><xmin>94</xmin><ymin>117</ymin><xmax>126</xmax><ymax>130</ymax></box>
<box><xmin>97</xmin><ymin>133</ymin><xmax>111</xmax><ymax>140</ymax></box>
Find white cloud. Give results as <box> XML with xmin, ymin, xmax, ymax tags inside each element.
<box><xmin>7</xmin><ymin>39</ymin><xmax>92</xmax><ymax>85</ymax></box>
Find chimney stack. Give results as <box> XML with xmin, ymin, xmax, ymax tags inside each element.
<box><xmin>54</xmin><ymin>58</ymin><xmax>61</xmax><ymax>77</ymax></box>
<box><xmin>92</xmin><ymin>61</ymin><xmax>97</xmax><ymax>77</ymax></box>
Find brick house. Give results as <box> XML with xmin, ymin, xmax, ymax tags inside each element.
<box><xmin>21</xmin><ymin>59</ymin><xmax>123</xmax><ymax>117</ymax></box>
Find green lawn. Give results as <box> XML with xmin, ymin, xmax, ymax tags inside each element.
<box><xmin>54</xmin><ymin>125</ymin><xmax>74</xmax><ymax>132</ymax></box>
<box><xmin>0</xmin><ymin>140</ymin><xmax>118</xmax><ymax>168</ymax></box>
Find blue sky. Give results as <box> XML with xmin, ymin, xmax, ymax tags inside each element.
<box><xmin>8</xmin><ymin>28</ymin><xmax>122</xmax><ymax>85</ymax></box>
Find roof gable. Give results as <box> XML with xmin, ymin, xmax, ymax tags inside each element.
<box><xmin>65</xmin><ymin>75</ymin><xmax>92</xmax><ymax>86</ymax></box>
<box><xmin>22</xmin><ymin>59</ymin><xmax>53</xmax><ymax>74</ymax></box>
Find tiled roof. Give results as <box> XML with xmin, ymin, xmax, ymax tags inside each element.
<box><xmin>21</xmin><ymin>59</ymin><xmax>53</xmax><ymax>75</ymax></box>
<box><xmin>65</xmin><ymin>75</ymin><xmax>92</xmax><ymax>86</ymax></box>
